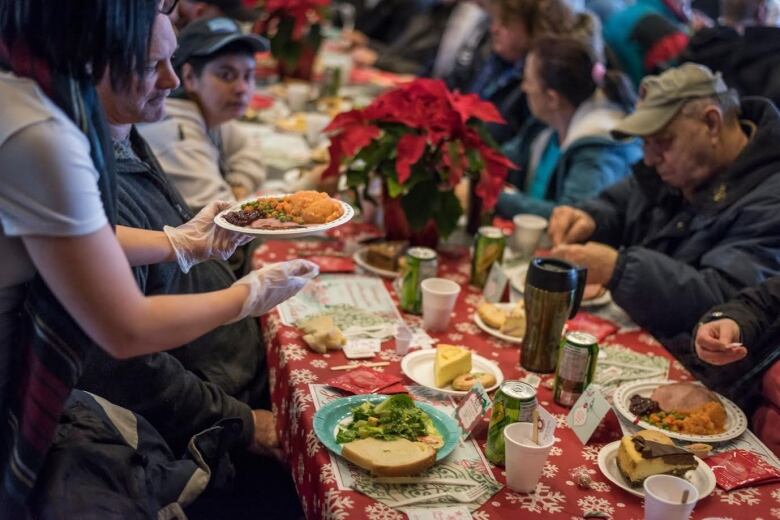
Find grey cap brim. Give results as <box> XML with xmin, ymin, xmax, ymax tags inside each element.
<box><xmin>611</xmin><ymin>99</ymin><xmax>686</xmax><ymax>139</ymax></box>
<box><xmin>174</xmin><ymin>33</ymin><xmax>269</xmax><ymax>68</ymax></box>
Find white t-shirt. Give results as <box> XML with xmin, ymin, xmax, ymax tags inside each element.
<box><xmin>0</xmin><ymin>71</ymin><xmax>107</xmax><ymax>393</ymax></box>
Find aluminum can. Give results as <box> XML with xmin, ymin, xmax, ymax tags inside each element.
<box><xmin>398</xmin><ymin>247</ymin><xmax>438</xmax><ymax>314</ymax></box>
<box><xmin>485</xmin><ymin>380</ymin><xmax>538</xmax><ymax>465</ymax></box>
<box><xmin>553</xmin><ymin>331</ymin><xmax>599</xmax><ymax>407</ymax></box>
<box><xmin>470</xmin><ymin>226</ymin><xmax>506</xmax><ymax>288</ymax></box>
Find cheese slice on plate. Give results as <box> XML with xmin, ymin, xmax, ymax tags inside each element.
<box><xmin>434</xmin><ymin>344</ymin><xmax>472</xmax><ymax>388</ymax></box>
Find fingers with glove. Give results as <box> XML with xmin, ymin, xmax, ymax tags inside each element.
<box><xmin>164</xmin><ymin>200</ymin><xmax>254</xmax><ymax>273</ymax></box>
<box><xmin>230</xmin><ymin>259</ymin><xmax>319</xmax><ymax>322</ymax></box>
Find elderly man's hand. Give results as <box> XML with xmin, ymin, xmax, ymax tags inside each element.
<box><xmin>695</xmin><ymin>319</ymin><xmax>747</xmax><ymax>366</ymax></box>
<box><xmin>551</xmin><ymin>242</ymin><xmax>618</xmax><ymax>285</ymax></box>
<box><xmin>548</xmin><ymin>206</ymin><xmax>596</xmax><ymax>246</ymax></box>
<box><xmin>249</xmin><ymin>409</ymin><xmax>284</xmax><ymax>460</ymax></box>
<box><xmin>351</xmin><ymin>47</ymin><xmax>378</xmax><ymax>67</ymax></box>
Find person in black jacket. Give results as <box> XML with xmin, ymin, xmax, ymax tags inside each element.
<box><xmin>549</xmin><ymin>64</ymin><xmax>780</xmax><ymax>347</ymax></box>
<box><xmin>681</xmin><ymin>0</ymin><xmax>780</xmax><ymax>107</ymax></box>
<box><xmin>85</xmin><ymin>16</ymin><xmax>304</xmax><ymax>520</ymax></box>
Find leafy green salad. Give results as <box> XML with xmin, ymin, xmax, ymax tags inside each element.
<box><xmin>335</xmin><ymin>395</ymin><xmax>444</xmax><ymax>448</ymax></box>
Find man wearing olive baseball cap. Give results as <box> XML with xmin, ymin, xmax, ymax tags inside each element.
<box><xmin>545</xmin><ymin>62</ymin><xmax>780</xmax><ymax>403</ymax></box>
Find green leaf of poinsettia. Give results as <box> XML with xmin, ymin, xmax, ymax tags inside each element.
<box><xmin>434</xmin><ymin>189</ymin><xmax>463</xmax><ymax>239</ymax></box>
<box><xmin>401</xmin><ymin>180</ymin><xmax>437</xmax><ymax>231</ymax></box>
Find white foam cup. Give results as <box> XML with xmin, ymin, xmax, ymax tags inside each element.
<box><xmin>286</xmin><ymin>83</ymin><xmax>310</xmax><ymax>112</ymax></box>
<box><xmin>511</xmin><ymin>214</ymin><xmax>548</xmax><ymax>257</ymax></box>
<box><xmin>305</xmin><ymin>113</ymin><xmax>332</xmax><ymax>146</ymax></box>
<box><xmin>420</xmin><ymin>278</ymin><xmax>461</xmax><ymax>332</ymax></box>
<box><xmin>643</xmin><ymin>474</ymin><xmax>698</xmax><ymax>520</ymax></box>
<box><xmin>503</xmin><ymin>422</ymin><xmax>554</xmax><ymax>493</ymax></box>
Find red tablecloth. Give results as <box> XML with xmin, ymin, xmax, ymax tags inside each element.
<box><xmin>254</xmin><ymin>233</ymin><xmax>780</xmax><ymax>520</ymax></box>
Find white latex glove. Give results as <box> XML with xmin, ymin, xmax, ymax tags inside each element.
<box><xmin>231</xmin><ymin>260</ymin><xmax>319</xmax><ymax>322</ymax></box>
<box><xmin>163</xmin><ymin>201</ymin><xmax>254</xmax><ymax>273</ymax></box>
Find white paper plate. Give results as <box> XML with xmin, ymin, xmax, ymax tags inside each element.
<box><xmin>352</xmin><ymin>246</ymin><xmax>401</xmax><ymax>279</ymax></box>
<box><xmin>613</xmin><ymin>380</ymin><xmax>748</xmax><ymax>443</ymax></box>
<box><xmin>597</xmin><ymin>441</ymin><xmax>716</xmax><ymax>499</ymax></box>
<box><xmin>400</xmin><ymin>349</ymin><xmax>504</xmax><ymax>396</ymax></box>
<box><xmin>473</xmin><ymin>303</ymin><xmax>523</xmax><ymax>344</ymax></box>
<box><xmin>214</xmin><ymin>195</ymin><xmax>354</xmax><ymax>238</ymax></box>
<box><xmin>510</xmin><ymin>264</ymin><xmax>612</xmax><ymax>308</ymax></box>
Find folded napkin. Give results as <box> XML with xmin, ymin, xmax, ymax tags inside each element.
<box><xmin>594</xmin><ymin>344</ymin><xmax>669</xmax><ymax>391</ymax></box>
<box><xmin>352</xmin><ymin>462</ymin><xmax>502</xmax><ymax>512</ymax></box>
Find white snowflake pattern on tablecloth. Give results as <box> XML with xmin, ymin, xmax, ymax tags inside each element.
<box><xmin>771</xmin><ymin>507</ymin><xmax>780</xmax><ymax>519</ymax></box>
<box><xmin>549</xmin><ymin>446</ymin><xmax>563</xmax><ymax>457</ymax></box>
<box><xmin>541</xmin><ymin>461</ymin><xmax>559</xmax><ymax>478</ymax></box>
<box><xmin>283</xmin><ymin>330</ymin><xmax>299</xmax><ymax>339</ymax></box>
<box><xmin>773</xmin><ymin>488</ymin><xmax>780</xmax><ymax>503</ymax></box>
<box><xmin>471</xmin><ymin>511</ymin><xmax>491</xmax><ymax>520</ymax></box>
<box><xmin>455</xmin><ymin>322</ymin><xmax>480</xmax><ymax>335</ymax></box>
<box><xmin>637</xmin><ymin>333</ymin><xmax>660</xmax><ymax>346</ymax></box>
<box><xmin>268</xmin><ymin>367</ymin><xmax>277</xmax><ymax>390</ymax></box>
<box><xmin>322</xmin><ymin>489</ymin><xmax>355</xmax><ymax>520</ymax></box>
<box><xmin>464</xmin><ymin>293</ymin><xmax>482</xmax><ymax>307</ymax></box>
<box><xmin>458</xmin><ymin>263</ymin><xmax>472</xmax><ymax>276</ymax></box>
<box><xmin>553</xmin><ymin>414</ymin><xmax>570</xmax><ymax>429</ymax></box>
<box><xmin>290</xmin><ymin>416</ymin><xmax>300</xmax><ymax>439</ymax></box>
<box><xmin>306</xmin><ymin>429</ymin><xmax>323</xmax><ymax>457</ymax></box>
<box><xmin>372</xmin><ymin>366</ymin><xmax>385</xmax><ymax>372</ymax></box>
<box><xmin>716</xmin><ymin>487</ymin><xmax>761</xmax><ymax>506</ymax></box>
<box><xmin>447</xmin><ymin>332</ymin><xmax>464</xmax><ymax>342</ymax></box>
<box><xmin>581</xmin><ymin>445</ymin><xmax>601</xmax><ymax>462</ymax></box>
<box><xmin>448</xmin><ymin>273</ymin><xmax>468</xmax><ymax>285</ymax></box>
<box><xmin>505</xmin><ymin>482</ymin><xmax>566</xmax><ymax>513</ymax></box>
<box><xmin>311</xmin><ymin>359</ymin><xmax>328</xmax><ymax>369</ymax></box>
<box><xmin>289</xmin><ymin>388</ymin><xmax>314</xmax><ymax>420</ymax></box>
<box><xmin>320</xmin><ymin>463</ymin><xmax>336</xmax><ymax>485</ymax></box>
<box><xmin>364</xmin><ymin>503</ymin><xmax>404</xmax><ymax>520</ymax></box>
<box><xmin>296</xmin><ymin>454</ymin><xmax>305</xmax><ymax>485</ymax></box>
<box><xmin>376</xmin><ymin>350</ymin><xmax>401</xmax><ymax>362</ymax></box>
<box><xmin>590</xmin><ymin>481</ymin><xmax>611</xmax><ymax>493</ymax></box>
<box><xmin>488</xmin><ymin>339</ymin><xmax>513</xmax><ymax>349</ymax></box>
<box><xmin>290</xmin><ymin>368</ymin><xmax>319</xmax><ymax>385</ymax></box>
<box><xmin>577</xmin><ymin>495</ymin><xmax>615</xmax><ymax>516</ymax></box>
<box><xmin>280</xmin><ymin>344</ymin><xmax>308</xmax><ymax>367</ymax></box>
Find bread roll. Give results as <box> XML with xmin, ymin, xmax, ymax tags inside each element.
<box><xmin>341</xmin><ymin>438</ymin><xmax>436</xmax><ymax>476</ymax></box>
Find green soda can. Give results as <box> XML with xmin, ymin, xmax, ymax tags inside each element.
<box><xmin>553</xmin><ymin>331</ymin><xmax>599</xmax><ymax>407</ymax></box>
<box><xmin>470</xmin><ymin>226</ymin><xmax>506</xmax><ymax>288</ymax></box>
<box><xmin>485</xmin><ymin>381</ymin><xmax>538</xmax><ymax>465</ymax></box>
<box><xmin>398</xmin><ymin>247</ymin><xmax>438</xmax><ymax>314</ymax></box>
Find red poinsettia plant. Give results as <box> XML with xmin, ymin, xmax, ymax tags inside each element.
<box><xmin>255</xmin><ymin>0</ymin><xmax>330</xmax><ymax>76</ymax></box>
<box><xmin>323</xmin><ymin>79</ymin><xmax>515</xmax><ymax>238</ymax></box>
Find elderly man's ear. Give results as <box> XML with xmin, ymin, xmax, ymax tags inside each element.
<box><xmin>703</xmin><ymin>106</ymin><xmax>723</xmax><ymax>139</ymax></box>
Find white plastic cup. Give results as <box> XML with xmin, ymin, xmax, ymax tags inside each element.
<box><xmin>305</xmin><ymin>113</ymin><xmax>332</xmax><ymax>146</ymax></box>
<box><xmin>503</xmin><ymin>422</ymin><xmax>554</xmax><ymax>493</ymax></box>
<box><xmin>286</xmin><ymin>83</ymin><xmax>310</xmax><ymax>113</ymax></box>
<box><xmin>643</xmin><ymin>475</ymin><xmax>699</xmax><ymax>520</ymax></box>
<box><xmin>420</xmin><ymin>278</ymin><xmax>461</xmax><ymax>332</ymax></box>
<box><xmin>512</xmin><ymin>214</ymin><xmax>548</xmax><ymax>257</ymax></box>
<box><xmin>395</xmin><ymin>324</ymin><xmax>412</xmax><ymax>356</ymax></box>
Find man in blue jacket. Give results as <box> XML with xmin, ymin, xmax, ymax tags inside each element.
<box><xmin>549</xmin><ymin>63</ymin><xmax>780</xmax><ymax>348</ymax></box>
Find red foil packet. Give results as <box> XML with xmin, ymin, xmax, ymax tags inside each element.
<box><xmin>705</xmin><ymin>449</ymin><xmax>780</xmax><ymax>491</ymax></box>
<box><xmin>326</xmin><ymin>368</ymin><xmax>404</xmax><ymax>395</ymax></box>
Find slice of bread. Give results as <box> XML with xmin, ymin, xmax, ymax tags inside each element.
<box><xmin>341</xmin><ymin>438</ymin><xmax>436</xmax><ymax>476</ymax></box>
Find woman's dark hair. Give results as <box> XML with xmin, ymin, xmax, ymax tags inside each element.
<box><xmin>183</xmin><ymin>41</ymin><xmax>257</xmax><ymax>78</ymax></box>
<box><xmin>529</xmin><ymin>36</ymin><xmax>636</xmax><ymax>113</ymax></box>
<box><xmin>0</xmin><ymin>0</ymin><xmax>158</xmax><ymax>88</ymax></box>
<box><xmin>492</xmin><ymin>0</ymin><xmax>574</xmax><ymax>41</ymax></box>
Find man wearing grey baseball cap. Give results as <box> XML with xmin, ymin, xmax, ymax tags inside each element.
<box><xmin>546</xmin><ymin>63</ymin><xmax>780</xmax><ymax>411</ymax></box>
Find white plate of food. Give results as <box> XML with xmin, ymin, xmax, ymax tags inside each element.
<box><xmin>613</xmin><ymin>380</ymin><xmax>748</xmax><ymax>443</ymax></box>
<box><xmin>352</xmin><ymin>243</ymin><xmax>406</xmax><ymax>279</ymax></box>
<box><xmin>473</xmin><ymin>302</ymin><xmax>524</xmax><ymax>344</ymax></box>
<box><xmin>510</xmin><ymin>264</ymin><xmax>612</xmax><ymax>308</ymax></box>
<box><xmin>597</xmin><ymin>440</ymin><xmax>716</xmax><ymax>499</ymax></box>
<box><xmin>400</xmin><ymin>348</ymin><xmax>503</xmax><ymax>396</ymax></box>
<box><xmin>215</xmin><ymin>192</ymin><xmax>354</xmax><ymax>238</ymax></box>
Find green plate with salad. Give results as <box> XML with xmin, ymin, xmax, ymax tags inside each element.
<box><xmin>313</xmin><ymin>394</ymin><xmax>461</xmax><ymax>462</ymax></box>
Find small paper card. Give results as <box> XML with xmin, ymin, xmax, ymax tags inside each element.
<box><xmin>482</xmin><ymin>263</ymin><xmax>508</xmax><ymax>303</ymax></box>
<box><xmin>343</xmin><ymin>338</ymin><xmax>382</xmax><ymax>359</ymax></box>
<box><xmin>455</xmin><ymin>382</ymin><xmax>493</xmax><ymax>437</ymax></box>
<box><xmin>567</xmin><ymin>384</ymin><xmax>621</xmax><ymax>445</ymax></box>
<box><xmin>402</xmin><ymin>506</ymin><xmax>472</xmax><ymax>520</ymax></box>
<box><xmin>536</xmin><ymin>404</ymin><xmax>557</xmax><ymax>444</ymax></box>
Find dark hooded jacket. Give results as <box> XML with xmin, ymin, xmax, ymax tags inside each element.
<box><xmin>76</xmin><ymin>128</ymin><xmax>264</xmax><ymax>454</ymax></box>
<box><xmin>579</xmin><ymin>98</ymin><xmax>780</xmax><ymax>347</ymax></box>
<box><xmin>683</xmin><ymin>25</ymin><xmax>780</xmax><ymax>108</ymax></box>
